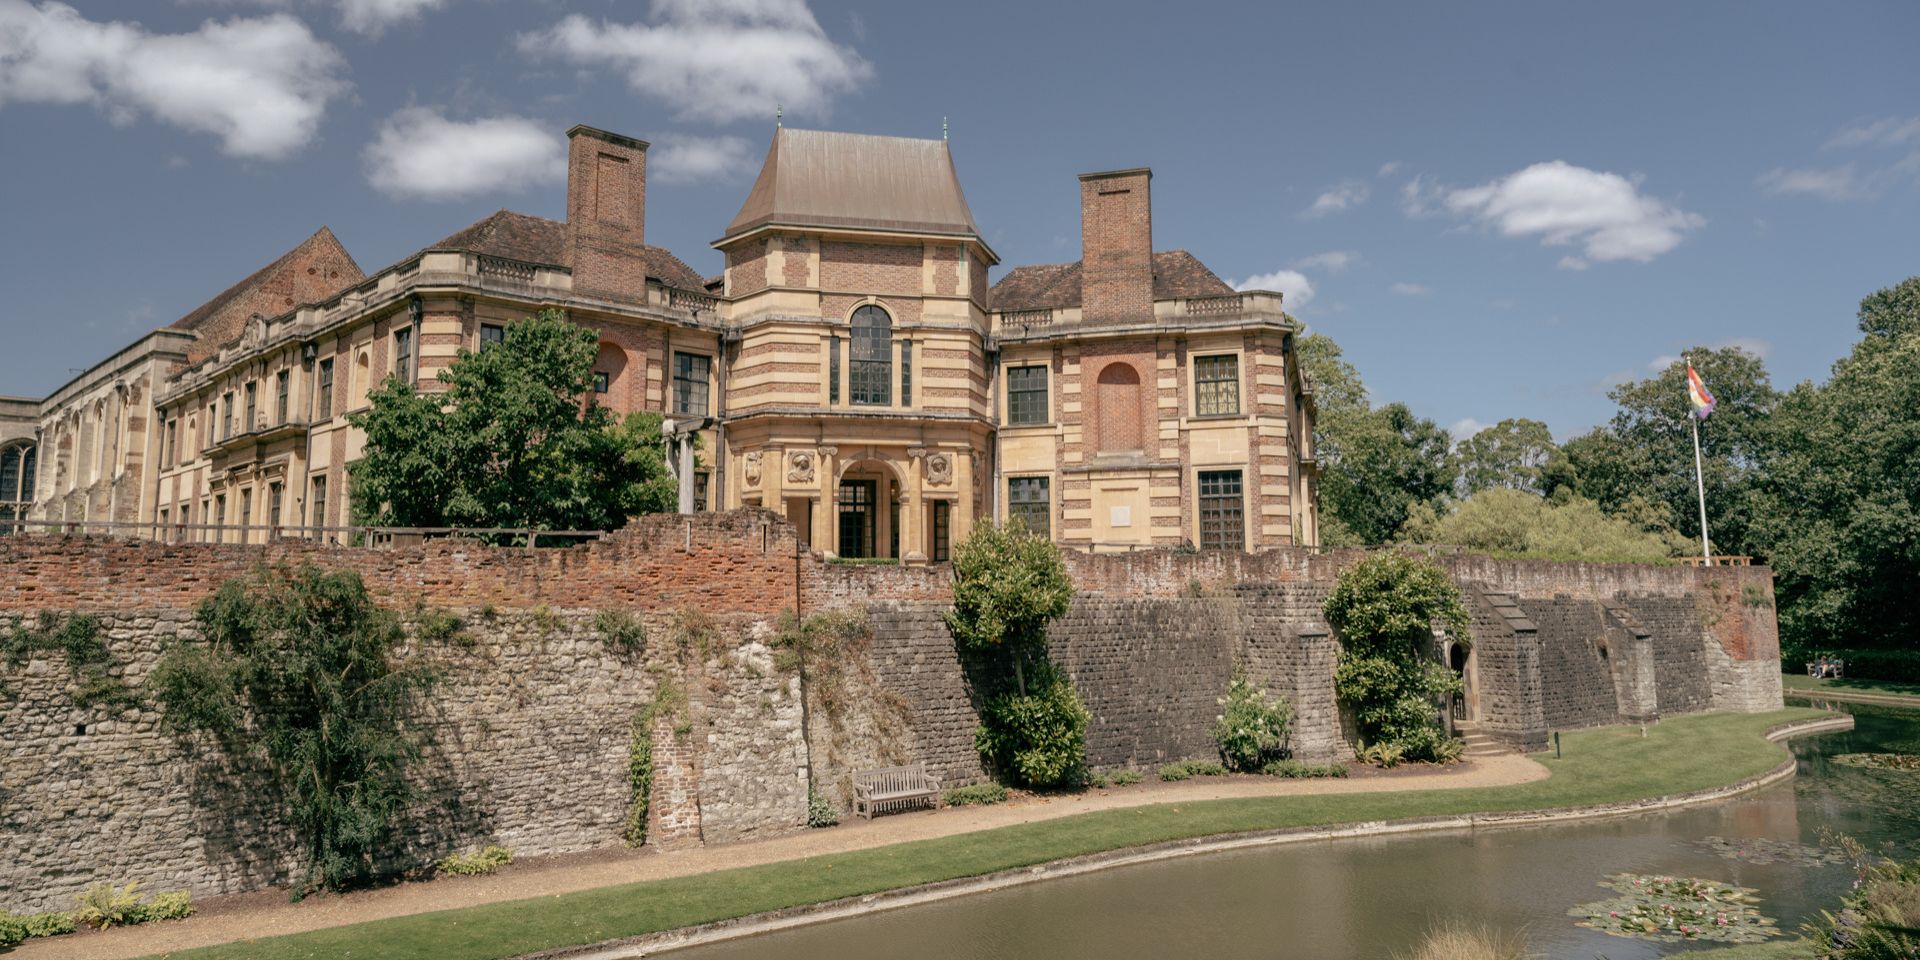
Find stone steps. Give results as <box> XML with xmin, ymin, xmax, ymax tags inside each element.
<box><xmin>1453</xmin><ymin>722</ymin><xmax>1515</xmax><ymax>758</ymax></box>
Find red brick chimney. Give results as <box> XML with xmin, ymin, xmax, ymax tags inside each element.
<box><xmin>565</xmin><ymin>125</ymin><xmax>650</xmax><ymax>301</ymax></box>
<box><xmin>1079</xmin><ymin>168</ymin><xmax>1153</xmax><ymax>324</ymax></box>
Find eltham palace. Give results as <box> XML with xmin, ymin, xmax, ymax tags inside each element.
<box><xmin>0</xmin><ymin>123</ymin><xmax>1319</xmax><ymax>561</ymax></box>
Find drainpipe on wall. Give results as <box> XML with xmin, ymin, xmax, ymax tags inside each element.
<box><xmin>986</xmin><ymin>342</ymin><xmax>1001</xmax><ymax>526</ymax></box>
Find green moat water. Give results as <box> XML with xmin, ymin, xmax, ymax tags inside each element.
<box><xmin>675</xmin><ymin>703</ymin><xmax>1920</xmax><ymax>960</ymax></box>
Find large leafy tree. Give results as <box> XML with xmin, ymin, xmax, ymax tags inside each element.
<box><xmin>1298</xmin><ymin>332</ymin><xmax>1453</xmax><ymax>545</ymax></box>
<box><xmin>1455</xmin><ymin>418</ymin><xmax>1560</xmax><ymax>496</ymax></box>
<box><xmin>1400</xmin><ymin>488</ymin><xmax>1688</xmax><ymax>564</ymax></box>
<box><xmin>349</xmin><ymin>310</ymin><xmax>675</xmax><ymax>532</ymax></box>
<box><xmin>1754</xmin><ymin>280</ymin><xmax>1920</xmax><ymax>658</ymax></box>
<box><xmin>1565</xmin><ymin>346</ymin><xmax>1778</xmax><ymax>556</ymax></box>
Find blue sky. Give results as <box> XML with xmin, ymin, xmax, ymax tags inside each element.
<box><xmin>1</xmin><ymin>0</ymin><xmax>1915</xmax><ymax>440</ymax></box>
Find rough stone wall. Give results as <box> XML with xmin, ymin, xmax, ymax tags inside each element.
<box><xmin>1052</xmin><ymin>598</ymin><xmax>1238</xmax><ymax>768</ymax></box>
<box><xmin>1531</xmin><ymin>599</ymin><xmax>1621</xmax><ymax>731</ymax></box>
<box><xmin>0</xmin><ymin>605</ymin><xmax>804</xmax><ymax>915</ymax></box>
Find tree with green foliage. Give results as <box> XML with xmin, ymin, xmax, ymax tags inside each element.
<box><xmin>1297</xmin><ymin>332</ymin><xmax>1454</xmax><ymax>545</ymax></box>
<box><xmin>349</xmin><ymin>309</ymin><xmax>676</xmax><ymax>533</ymax></box>
<box><xmin>151</xmin><ymin>566</ymin><xmax>436</xmax><ymax>894</ymax></box>
<box><xmin>1400</xmin><ymin>489</ymin><xmax>1688</xmax><ymax>564</ymax></box>
<box><xmin>945</xmin><ymin>520</ymin><xmax>1086</xmax><ymax>788</ymax></box>
<box><xmin>1753</xmin><ymin>280</ymin><xmax>1920</xmax><ymax>662</ymax></box>
<box><xmin>1455</xmin><ymin>418</ymin><xmax>1560</xmax><ymax>497</ymax></box>
<box><xmin>1564</xmin><ymin>345</ymin><xmax>1778</xmax><ymax>556</ymax></box>
<box><xmin>1324</xmin><ymin>553</ymin><xmax>1469</xmax><ymax>762</ymax></box>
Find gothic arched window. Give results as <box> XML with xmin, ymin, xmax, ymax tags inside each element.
<box><xmin>849</xmin><ymin>305</ymin><xmax>892</xmax><ymax>406</ymax></box>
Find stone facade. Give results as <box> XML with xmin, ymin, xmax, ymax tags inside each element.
<box><xmin>0</xmin><ymin>517</ymin><xmax>1781</xmax><ymax>916</ymax></box>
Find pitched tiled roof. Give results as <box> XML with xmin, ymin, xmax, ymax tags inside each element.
<box><xmin>988</xmin><ymin>250</ymin><xmax>1234</xmax><ymax>312</ymax></box>
<box><xmin>169</xmin><ymin>227</ymin><xmax>363</xmax><ymax>332</ymax></box>
<box><xmin>422</xmin><ymin>210</ymin><xmax>709</xmax><ymax>291</ymax></box>
<box><xmin>722</xmin><ymin>129</ymin><xmax>984</xmax><ymax>243</ymax></box>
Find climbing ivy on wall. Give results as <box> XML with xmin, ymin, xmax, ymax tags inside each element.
<box><xmin>1</xmin><ymin>611</ymin><xmax>133</xmax><ymax>710</ymax></box>
<box><xmin>150</xmin><ymin>565</ymin><xmax>438</xmax><ymax>895</ymax></box>
<box><xmin>623</xmin><ymin>677</ymin><xmax>686</xmax><ymax>847</ymax></box>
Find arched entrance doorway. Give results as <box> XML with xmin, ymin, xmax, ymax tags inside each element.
<box><xmin>1447</xmin><ymin>640</ymin><xmax>1478</xmax><ymax>723</ymax></box>
<box><xmin>837</xmin><ymin>458</ymin><xmax>904</xmax><ymax>560</ymax></box>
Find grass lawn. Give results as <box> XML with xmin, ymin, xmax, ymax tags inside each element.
<box><xmin>1783</xmin><ymin>672</ymin><xmax>1920</xmax><ymax>701</ymax></box>
<box><xmin>140</xmin><ymin>708</ymin><xmax>1836</xmax><ymax>960</ymax></box>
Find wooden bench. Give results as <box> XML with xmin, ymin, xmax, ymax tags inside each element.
<box><xmin>852</xmin><ymin>763</ymin><xmax>940</xmax><ymax>819</ymax></box>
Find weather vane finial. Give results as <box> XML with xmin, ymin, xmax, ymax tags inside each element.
<box><xmin>943</xmin><ymin>115</ymin><xmax>948</xmax><ymax>141</ymax></box>
<box><xmin>776</xmin><ymin>104</ymin><xmax>783</xmax><ymax>128</ymax></box>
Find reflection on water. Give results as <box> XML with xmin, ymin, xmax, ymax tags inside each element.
<box><xmin>671</xmin><ymin>706</ymin><xmax>1920</xmax><ymax>960</ymax></box>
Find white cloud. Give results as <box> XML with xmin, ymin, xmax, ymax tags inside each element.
<box><xmin>649</xmin><ymin>133</ymin><xmax>756</xmax><ymax>184</ymax></box>
<box><xmin>0</xmin><ymin>2</ymin><xmax>347</xmax><ymax>159</ymax></box>
<box><xmin>1401</xmin><ymin>173</ymin><xmax>1444</xmax><ymax>216</ymax></box>
<box><xmin>1292</xmin><ymin>250</ymin><xmax>1355</xmax><ymax>272</ymax></box>
<box><xmin>1302</xmin><ymin>179</ymin><xmax>1368</xmax><ymax>218</ymax></box>
<box><xmin>363</xmin><ymin>108</ymin><xmax>564</xmax><ymax>201</ymax></box>
<box><xmin>338</xmin><ymin>0</ymin><xmax>447</xmax><ymax>36</ymax></box>
<box><xmin>1440</xmin><ymin>161</ymin><xmax>1704</xmax><ymax>266</ymax></box>
<box><xmin>1825</xmin><ymin>116</ymin><xmax>1920</xmax><ymax>150</ymax></box>
<box><xmin>1448</xmin><ymin>418</ymin><xmax>1486</xmax><ymax>440</ymax></box>
<box><xmin>518</xmin><ymin>0</ymin><xmax>871</xmax><ymax>124</ymax></box>
<box><xmin>1557</xmin><ymin>255</ymin><xmax>1589</xmax><ymax>271</ymax></box>
<box><xmin>1389</xmin><ymin>282</ymin><xmax>1430</xmax><ymax>296</ymax></box>
<box><xmin>1235</xmin><ymin>269</ymin><xmax>1314</xmax><ymax>310</ymax></box>
<box><xmin>1756</xmin><ymin>165</ymin><xmax>1861</xmax><ymax>200</ymax></box>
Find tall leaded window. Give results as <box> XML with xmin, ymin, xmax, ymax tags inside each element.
<box><xmin>1195</xmin><ymin>355</ymin><xmax>1241</xmax><ymax>416</ymax></box>
<box><xmin>849</xmin><ymin>305</ymin><xmax>892</xmax><ymax>405</ymax></box>
<box><xmin>1008</xmin><ymin>477</ymin><xmax>1050</xmax><ymax>537</ymax></box>
<box><xmin>931</xmin><ymin>500</ymin><xmax>951</xmax><ymax>562</ymax></box>
<box><xmin>828</xmin><ymin>336</ymin><xmax>841</xmax><ymax>404</ymax></box>
<box><xmin>900</xmin><ymin>340</ymin><xmax>913</xmax><ymax>408</ymax></box>
<box><xmin>222</xmin><ymin>392</ymin><xmax>235</xmax><ymax>440</ymax></box>
<box><xmin>1008</xmin><ymin>366</ymin><xmax>1049</xmax><ymax>425</ymax></box>
<box><xmin>1199</xmin><ymin>469</ymin><xmax>1245</xmax><ymax>551</ymax></box>
<box><xmin>317</xmin><ymin>359</ymin><xmax>334</xmax><ymax>419</ymax></box>
<box><xmin>275</xmin><ymin>370</ymin><xmax>290</xmax><ymax>424</ymax></box>
<box><xmin>479</xmin><ymin>324</ymin><xmax>505</xmax><ymax>351</ymax></box>
<box><xmin>393</xmin><ymin>327</ymin><xmax>413</xmax><ymax>381</ymax></box>
<box><xmin>674</xmin><ymin>353</ymin><xmax>711</xmax><ymax>416</ymax></box>
<box><xmin>1</xmin><ymin>443</ymin><xmax>32</xmax><ymax>504</ymax></box>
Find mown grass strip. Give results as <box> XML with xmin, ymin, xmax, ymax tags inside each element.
<box><xmin>143</xmin><ymin>708</ymin><xmax>1836</xmax><ymax>960</ymax></box>
<box><xmin>1783</xmin><ymin>672</ymin><xmax>1920</xmax><ymax>702</ymax></box>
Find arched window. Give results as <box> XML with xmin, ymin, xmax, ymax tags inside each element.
<box><xmin>353</xmin><ymin>351</ymin><xmax>371</xmax><ymax>407</ymax></box>
<box><xmin>1095</xmin><ymin>362</ymin><xmax>1143</xmax><ymax>453</ymax></box>
<box><xmin>1</xmin><ymin>442</ymin><xmax>33</xmax><ymax>533</ymax></box>
<box><xmin>849</xmin><ymin>305</ymin><xmax>892</xmax><ymax>406</ymax></box>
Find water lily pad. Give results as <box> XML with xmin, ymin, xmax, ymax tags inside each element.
<box><xmin>1569</xmin><ymin>873</ymin><xmax>1782</xmax><ymax>943</ymax></box>
<box><xmin>1833</xmin><ymin>752</ymin><xmax>1920</xmax><ymax>771</ymax></box>
<box><xmin>1690</xmin><ymin>835</ymin><xmax>1850</xmax><ymax>867</ymax></box>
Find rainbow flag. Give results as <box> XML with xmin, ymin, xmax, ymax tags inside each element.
<box><xmin>1686</xmin><ymin>363</ymin><xmax>1716</xmax><ymax>419</ymax></box>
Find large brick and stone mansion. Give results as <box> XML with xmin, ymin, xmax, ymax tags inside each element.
<box><xmin>0</xmin><ymin>123</ymin><xmax>1319</xmax><ymax>561</ymax></box>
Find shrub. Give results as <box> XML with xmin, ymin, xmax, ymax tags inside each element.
<box><xmin>973</xmin><ymin>661</ymin><xmax>1089</xmax><ymax>789</ymax></box>
<box><xmin>1159</xmin><ymin>759</ymin><xmax>1228</xmax><ymax>781</ymax></box>
<box><xmin>1109</xmin><ymin>769</ymin><xmax>1144</xmax><ymax>786</ymax></box>
<box><xmin>437</xmin><ymin>846</ymin><xmax>512</xmax><ymax>877</ymax></box>
<box><xmin>1261</xmin><ymin>760</ymin><xmax>1349</xmax><ymax>779</ymax></box>
<box><xmin>807</xmin><ymin>788</ymin><xmax>839</xmax><ymax>828</ymax></box>
<box><xmin>1326</xmin><ymin>553</ymin><xmax>1470</xmax><ymax>763</ymax></box>
<box><xmin>414</xmin><ymin>606</ymin><xmax>467</xmax><ymax>646</ymax></box>
<box><xmin>1213</xmin><ymin>668</ymin><xmax>1292</xmax><ymax>772</ymax></box>
<box><xmin>1431</xmin><ymin>736</ymin><xmax>1467</xmax><ymax>764</ymax></box>
<box><xmin>132</xmin><ymin>891</ymin><xmax>193</xmax><ymax>923</ymax></box>
<box><xmin>73</xmin><ymin>881</ymin><xmax>146</xmax><ymax>930</ymax></box>
<box><xmin>0</xmin><ymin>611</ymin><xmax>132</xmax><ymax>709</ymax></box>
<box><xmin>0</xmin><ymin>915</ymin><xmax>24</xmax><ymax>948</ymax></box>
<box><xmin>1358</xmin><ymin>741</ymin><xmax>1406</xmax><ymax>768</ymax></box>
<box><xmin>595</xmin><ymin>610</ymin><xmax>647</xmax><ymax>652</ymax></box>
<box><xmin>943</xmin><ymin>783</ymin><xmax>1010</xmax><ymax>806</ymax></box>
<box><xmin>23</xmin><ymin>911</ymin><xmax>76</xmax><ymax>937</ymax></box>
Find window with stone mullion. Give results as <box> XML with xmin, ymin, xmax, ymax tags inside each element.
<box><xmin>1007</xmin><ymin>476</ymin><xmax>1050</xmax><ymax>537</ymax></box>
<box><xmin>1195</xmin><ymin>355</ymin><xmax>1240</xmax><ymax>416</ymax></box>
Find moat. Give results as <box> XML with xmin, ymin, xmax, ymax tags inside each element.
<box><xmin>673</xmin><ymin>703</ymin><xmax>1920</xmax><ymax>960</ymax></box>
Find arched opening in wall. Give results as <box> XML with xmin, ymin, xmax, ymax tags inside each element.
<box><xmin>1095</xmin><ymin>362</ymin><xmax>1143</xmax><ymax>454</ymax></box>
<box><xmin>1447</xmin><ymin>641</ymin><xmax>1477</xmax><ymax>723</ymax></box>
<box><xmin>836</xmin><ymin>458</ymin><xmax>903</xmax><ymax>559</ymax></box>
<box><xmin>353</xmin><ymin>351</ymin><xmax>371</xmax><ymax>408</ymax></box>
<box><xmin>593</xmin><ymin>342</ymin><xmax>627</xmax><ymax>408</ymax></box>
<box><xmin>0</xmin><ymin>441</ymin><xmax>34</xmax><ymax>534</ymax></box>
<box><xmin>849</xmin><ymin>305</ymin><xmax>893</xmax><ymax>406</ymax></box>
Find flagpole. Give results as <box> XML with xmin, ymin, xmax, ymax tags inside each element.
<box><xmin>1687</xmin><ymin>356</ymin><xmax>1712</xmax><ymax>564</ymax></box>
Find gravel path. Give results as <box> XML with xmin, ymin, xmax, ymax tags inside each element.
<box><xmin>18</xmin><ymin>754</ymin><xmax>1547</xmax><ymax>960</ymax></box>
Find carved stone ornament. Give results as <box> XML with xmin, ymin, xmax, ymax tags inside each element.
<box><xmin>788</xmin><ymin>451</ymin><xmax>816</xmax><ymax>484</ymax></box>
<box><xmin>743</xmin><ymin>451</ymin><xmax>762</xmax><ymax>487</ymax></box>
<box><xmin>926</xmin><ymin>452</ymin><xmax>954</xmax><ymax>486</ymax></box>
